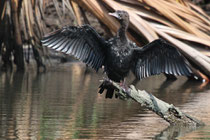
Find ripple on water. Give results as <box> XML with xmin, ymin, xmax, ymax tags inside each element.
<box><xmin>0</xmin><ymin>64</ymin><xmax>210</xmax><ymax>139</ymax></box>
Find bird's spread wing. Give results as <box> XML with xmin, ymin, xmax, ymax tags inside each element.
<box><xmin>41</xmin><ymin>24</ymin><xmax>107</xmax><ymax>71</ymax></box>
<box><xmin>132</xmin><ymin>39</ymin><xmax>192</xmax><ymax>80</ymax></box>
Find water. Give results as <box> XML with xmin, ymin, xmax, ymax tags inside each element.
<box><xmin>0</xmin><ymin>63</ymin><xmax>210</xmax><ymax>140</ymax></box>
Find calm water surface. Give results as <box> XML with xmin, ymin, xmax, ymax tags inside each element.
<box><xmin>0</xmin><ymin>63</ymin><xmax>210</xmax><ymax>140</ymax></box>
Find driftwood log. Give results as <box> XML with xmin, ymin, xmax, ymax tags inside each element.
<box><xmin>100</xmin><ymin>79</ymin><xmax>204</xmax><ymax>127</ymax></box>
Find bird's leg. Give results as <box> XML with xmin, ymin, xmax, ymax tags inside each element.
<box><xmin>119</xmin><ymin>79</ymin><xmax>129</xmax><ymax>92</ymax></box>
<box><xmin>119</xmin><ymin>79</ymin><xmax>125</xmax><ymax>86</ymax></box>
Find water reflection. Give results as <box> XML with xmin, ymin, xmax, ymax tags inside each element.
<box><xmin>0</xmin><ymin>63</ymin><xmax>209</xmax><ymax>139</ymax></box>
<box><xmin>154</xmin><ymin>125</ymin><xmax>203</xmax><ymax>140</ymax></box>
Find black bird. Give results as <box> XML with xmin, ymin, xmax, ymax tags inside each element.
<box><xmin>41</xmin><ymin>10</ymin><xmax>192</xmax><ymax>98</ymax></box>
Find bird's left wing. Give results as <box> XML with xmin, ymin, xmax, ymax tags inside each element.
<box><xmin>132</xmin><ymin>39</ymin><xmax>192</xmax><ymax>80</ymax></box>
<box><xmin>41</xmin><ymin>25</ymin><xmax>108</xmax><ymax>71</ymax></box>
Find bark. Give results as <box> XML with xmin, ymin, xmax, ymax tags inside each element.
<box><xmin>0</xmin><ymin>0</ymin><xmax>6</xmax><ymax>55</ymax></box>
<box><xmin>1</xmin><ymin>16</ymin><xmax>13</xmax><ymax>70</ymax></box>
<box><xmin>0</xmin><ymin>0</ymin><xmax>5</xmax><ymax>18</ymax></box>
<box><xmin>101</xmin><ymin>79</ymin><xmax>204</xmax><ymax>127</ymax></box>
<box><xmin>11</xmin><ymin>0</ymin><xmax>24</xmax><ymax>71</ymax></box>
<box><xmin>32</xmin><ymin>45</ymin><xmax>46</xmax><ymax>72</ymax></box>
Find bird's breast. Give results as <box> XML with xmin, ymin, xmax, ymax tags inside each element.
<box><xmin>107</xmin><ymin>46</ymin><xmax>133</xmax><ymax>70</ymax></box>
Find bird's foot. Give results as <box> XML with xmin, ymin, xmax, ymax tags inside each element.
<box><xmin>116</xmin><ymin>82</ymin><xmax>130</xmax><ymax>100</ymax></box>
<box><xmin>98</xmin><ymin>78</ymin><xmax>130</xmax><ymax>99</ymax></box>
<box><xmin>119</xmin><ymin>81</ymin><xmax>129</xmax><ymax>92</ymax></box>
<box><xmin>98</xmin><ymin>78</ymin><xmax>116</xmax><ymax>98</ymax></box>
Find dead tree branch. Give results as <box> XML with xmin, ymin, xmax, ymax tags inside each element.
<box><xmin>101</xmin><ymin>79</ymin><xmax>204</xmax><ymax>127</ymax></box>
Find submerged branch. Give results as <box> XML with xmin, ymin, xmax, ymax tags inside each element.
<box><xmin>101</xmin><ymin>79</ymin><xmax>204</xmax><ymax>127</ymax></box>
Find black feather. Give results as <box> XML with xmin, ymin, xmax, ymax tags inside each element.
<box><xmin>132</xmin><ymin>39</ymin><xmax>193</xmax><ymax>80</ymax></box>
<box><xmin>41</xmin><ymin>11</ymin><xmax>193</xmax><ymax>99</ymax></box>
<box><xmin>41</xmin><ymin>25</ymin><xmax>106</xmax><ymax>72</ymax></box>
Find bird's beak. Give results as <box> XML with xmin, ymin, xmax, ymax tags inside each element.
<box><xmin>109</xmin><ymin>12</ymin><xmax>120</xmax><ymax>19</ymax></box>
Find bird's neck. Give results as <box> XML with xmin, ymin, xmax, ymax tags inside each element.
<box><xmin>117</xmin><ymin>20</ymin><xmax>128</xmax><ymax>43</ymax></box>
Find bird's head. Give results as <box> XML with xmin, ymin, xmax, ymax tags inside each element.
<box><xmin>109</xmin><ymin>10</ymin><xmax>129</xmax><ymax>23</ymax></box>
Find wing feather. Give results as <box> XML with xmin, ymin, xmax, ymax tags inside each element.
<box><xmin>41</xmin><ymin>25</ymin><xmax>107</xmax><ymax>71</ymax></box>
<box><xmin>133</xmin><ymin>39</ymin><xmax>192</xmax><ymax>80</ymax></box>
<box><xmin>52</xmin><ymin>37</ymin><xmax>67</xmax><ymax>50</ymax></box>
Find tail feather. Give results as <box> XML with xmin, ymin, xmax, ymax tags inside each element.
<box><xmin>98</xmin><ymin>84</ymin><xmax>105</xmax><ymax>94</ymax></box>
<box><xmin>105</xmin><ymin>88</ymin><xmax>114</xmax><ymax>98</ymax></box>
<box><xmin>98</xmin><ymin>82</ymin><xmax>115</xmax><ymax>99</ymax></box>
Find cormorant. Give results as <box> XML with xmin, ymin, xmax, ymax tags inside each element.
<box><xmin>41</xmin><ymin>10</ymin><xmax>192</xmax><ymax>98</ymax></box>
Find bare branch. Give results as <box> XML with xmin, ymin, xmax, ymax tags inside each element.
<box><xmin>101</xmin><ymin>79</ymin><xmax>204</xmax><ymax>127</ymax></box>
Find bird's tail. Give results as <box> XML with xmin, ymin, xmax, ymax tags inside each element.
<box><xmin>98</xmin><ymin>82</ymin><xmax>115</xmax><ymax>98</ymax></box>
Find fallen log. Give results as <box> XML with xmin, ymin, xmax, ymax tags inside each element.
<box><xmin>100</xmin><ymin>79</ymin><xmax>204</xmax><ymax>127</ymax></box>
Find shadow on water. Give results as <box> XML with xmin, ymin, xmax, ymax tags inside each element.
<box><xmin>0</xmin><ymin>63</ymin><xmax>210</xmax><ymax>139</ymax></box>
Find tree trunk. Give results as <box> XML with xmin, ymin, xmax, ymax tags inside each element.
<box><xmin>1</xmin><ymin>1</ymin><xmax>13</xmax><ymax>70</ymax></box>
<box><xmin>0</xmin><ymin>0</ymin><xmax>6</xmax><ymax>55</ymax></box>
<box><xmin>100</xmin><ymin>79</ymin><xmax>204</xmax><ymax>127</ymax></box>
<box><xmin>1</xmin><ymin>16</ymin><xmax>13</xmax><ymax>70</ymax></box>
<box><xmin>0</xmin><ymin>0</ymin><xmax>5</xmax><ymax>17</ymax></box>
<box><xmin>11</xmin><ymin>0</ymin><xmax>24</xmax><ymax>71</ymax></box>
<box><xmin>32</xmin><ymin>45</ymin><xmax>46</xmax><ymax>72</ymax></box>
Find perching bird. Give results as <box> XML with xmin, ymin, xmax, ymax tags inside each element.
<box><xmin>41</xmin><ymin>10</ymin><xmax>192</xmax><ymax>98</ymax></box>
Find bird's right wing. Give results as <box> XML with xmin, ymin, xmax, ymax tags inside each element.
<box><xmin>41</xmin><ymin>24</ymin><xmax>108</xmax><ymax>71</ymax></box>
